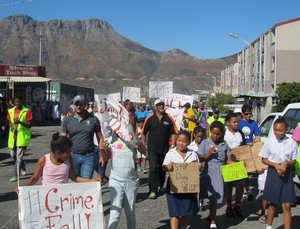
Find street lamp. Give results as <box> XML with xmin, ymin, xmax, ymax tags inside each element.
<box><xmin>228</xmin><ymin>33</ymin><xmax>250</xmax><ymax>46</ymax></box>
<box><xmin>206</xmin><ymin>73</ymin><xmax>216</xmax><ymax>92</ymax></box>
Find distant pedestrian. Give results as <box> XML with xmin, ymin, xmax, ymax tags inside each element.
<box><xmin>260</xmin><ymin>118</ymin><xmax>299</xmax><ymax>229</ymax></box>
<box><xmin>163</xmin><ymin>130</ymin><xmax>204</xmax><ymax>229</ymax></box>
<box><xmin>7</xmin><ymin>97</ymin><xmax>32</xmax><ymax>182</ymax></box>
<box><xmin>25</xmin><ymin>133</ymin><xmax>99</xmax><ymax>186</ymax></box>
<box><xmin>61</xmin><ymin>95</ymin><xmax>106</xmax><ymax>179</ymax></box>
<box><xmin>141</xmin><ymin>99</ymin><xmax>178</xmax><ymax>199</ymax></box>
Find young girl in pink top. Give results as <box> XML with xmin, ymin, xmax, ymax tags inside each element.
<box><xmin>26</xmin><ymin>133</ymin><xmax>98</xmax><ymax>186</ymax></box>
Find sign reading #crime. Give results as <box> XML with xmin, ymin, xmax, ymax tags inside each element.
<box><xmin>221</xmin><ymin>161</ymin><xmax>248</xmax><ymax>182</ymax></box>
<box><xmin>170</xmin><ymin>163</ymin><xmax>200</xmax><ymax>193</ymax></box>
<box><xmin>18</xmin><ymin>182</ymin><xmax>105</xmax><ymax>229</ymax></box>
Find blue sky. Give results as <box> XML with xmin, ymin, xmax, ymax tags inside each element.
<box><xmin>1</xmin><ymin>0</ymin><xmax>300</xmax><ymax>59</ymax></box>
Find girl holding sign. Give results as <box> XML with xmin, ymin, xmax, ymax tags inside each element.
<box><xmin>197</xmin><ymin>121</ymin><xmax>230</xmax><ymax>229</ymax></box>
<box><xmin>163</xmin><ymin>130</ymin><xmax>204</xmax><ymax>229</ymax></box>
<box><xmin>259</xmin><ymin>118</ymin><xmax>299</xmax><ymax>229</ymax></box>
<box><xmin>26</xmin><ymin>133</ymin><xmax>100</xmax><ymax>186</ymax></box>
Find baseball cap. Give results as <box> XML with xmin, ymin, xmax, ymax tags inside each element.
<box><xmin>73</xmin><ymin>95</ymin><xmax>85</xmax><ymax>103</ymax></box>
<box><xmin>154</xmin><ymin>99</ymin><xmax>164</xmax><ymax>106</ymax></box>
<box><xmin>213</xmin><ymin>108</ymin><xmax>220</xmax><ymax>114</ymax></box>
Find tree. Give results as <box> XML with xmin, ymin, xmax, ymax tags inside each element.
<box><xmin>207</xmin><ymin>93</ymin><xmax>238</xmax><ymax>113</ymax></box>
<box><xmin>272</xmin><ymin>82</ymin><xmax>300</xmax><ymax>112</ymax></box>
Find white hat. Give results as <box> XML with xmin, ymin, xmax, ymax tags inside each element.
<box><xmin>154</xmin><ymin>99</ymin><xmax>165</xmax><ymax>106</ymax></box>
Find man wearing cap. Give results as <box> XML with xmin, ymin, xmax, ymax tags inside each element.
<box><xmin>61</xmin><ymin>95</ymin><xmax>106</xmax><ymax>179</ymax></box>
<box><xmin>141</xmin><ymin>99</ymin><xmax>178</xmax><ymax>199</ymax></box>
<box><xmin>207</xmin><ymin>108</ymin><xmax>225</xmax><ymax>137</ymax></box>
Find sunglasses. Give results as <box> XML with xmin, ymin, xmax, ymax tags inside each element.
<box><xmin>243</xmin><ymin>112</ymin><xmax>252</xmax><ymax>116</ymax></box>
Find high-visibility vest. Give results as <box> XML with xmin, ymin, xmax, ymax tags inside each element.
<box><xmin>8</xmin><ymin>106</ymin><xmax>31</xmax><ymax>148</ymax></box>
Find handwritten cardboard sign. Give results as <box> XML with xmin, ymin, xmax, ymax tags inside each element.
<box><xmin>18</xmin><ymin>182</ymin><xmax>105</xmax><ymax>229</ymax></box>
<box><xmin>230</xmin><ymin>142</ymin><xmax>266</xmax><ymax>173</ymax></box>
<box><xmin>122</xmin><ymin>87</ymin><xmax>141</xmax><ymax>103</ymax></box>
<box><xmin>149</xmin><ymin>81</ymin><xmax>173</xmax><ymax>99</ymax></box>
<box><xmin>169</xmin><ymin>163</ymin><xmax>200</xmax><ymax>193</ymax></box>
<box><xmin>221</xmin><ymin>161</ymin><xmax>248</xmax><ymax>182</ymax></box>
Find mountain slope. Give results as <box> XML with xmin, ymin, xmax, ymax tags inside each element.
<box><xmin>0</xmin><ymin>14</ymin><xmax>236</xmax><ymax>95</ymax></box>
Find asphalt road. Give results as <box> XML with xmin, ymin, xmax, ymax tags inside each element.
<box><xmin>0</xmin><ymin>126</ymin><xmax>300</xmax><ymax>229</ymax></box>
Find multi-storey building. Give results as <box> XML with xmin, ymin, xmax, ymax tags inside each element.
<box><xmin>221</xmin><ymin>17</ymin><xmax>300</xmax><ymax>122</ymax></box>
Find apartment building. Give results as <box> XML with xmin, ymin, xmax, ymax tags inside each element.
<box><xmin>221</xmin><ymin>17</ymin><xmax>300</xmax><ymax>122</ymax></box>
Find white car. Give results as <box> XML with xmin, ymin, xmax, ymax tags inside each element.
<box><xmin>259</xmin><ymin>112</ymin><xmax>282</xmax><ymax>143</ymax></box>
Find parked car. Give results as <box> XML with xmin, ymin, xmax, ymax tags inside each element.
<box><xmin>259</xmin><ymin>112</ymin><xmax>282</xmax><ymax>143</ymax></box>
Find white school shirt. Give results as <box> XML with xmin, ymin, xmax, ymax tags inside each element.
<box><xmin>163</xmin><ymin>148</ymin><xmax>199</xmax><ymax>165</ymax></box>
<box><xmin>224</xmin><ymin>129</ymin><xmax>243</xmax><ymax>149</ymax></box>
<box><xmin>259</xmin><ymin>136</ymin><xmax>299</xmax><ymax>164</ymax></box>
<box><xmin>188</xmin><ymin>140</ymin><xmax>200</xmax><ymax>154</ymax></box>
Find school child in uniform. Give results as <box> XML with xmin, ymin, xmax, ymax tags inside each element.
<box><xmin>163</xmin><ymin>130</ymin><xmax>204</xmax><ymax>229</ymax></box>
<box><xmin>223</xmin><ymin>113</ymin><xmax>246</xmax><ymax>217</ymax></box>
<box><xmin>136</xmin><ymin>118</ymin><xmax>147</xmax><ymax>173</ymax></box>
<box><xmin>26</xmin><ymin>133</ymin><xmax>99</xmax><ymax>186</ymax></box>
<box><xmin>197</xmin><ymin>121</ymin><xmax>230</xmax><ymax>229</ymax></box>
<box><xmin>188</xmin><ymin>126</ymin><xmax>205</xmax><ymax>154</ymax></box>
<box><xmin>259</xmin><ymin>118</ymin><xmax>299</xmax><ymax>229</ymax></box>
<box><xmin>188</xmin><ymin>126</ymin><xmax>205</xmax><ymax>211</ymax></box>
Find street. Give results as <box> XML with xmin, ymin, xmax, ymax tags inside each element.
<box><xmin>0</xmin><ymin>126</ymin><xmax>300</xmax><ymax>229</ymax></box>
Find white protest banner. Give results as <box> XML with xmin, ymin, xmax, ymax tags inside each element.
<box><xmin>149</xmin><ymin>81</ymin><xmax>173</xmax><ymax>99</ymax></box>
<box><xmin>165</xmin><ymin>107</ymin><xmax>184</xmax><ymax>130</ymax></box>
<box><xmin>167</xmin><ymin>93</ymin><xmax>193</xmax><ymax>108</ymax></box>
<box><xmin>18</xmin><ymin>182</ymin><xmax>105</xmax><ymax>229</ymax></box>
<box><xmin>122</xmin><ymin>87</ymin><xmax>141</xmax><ymax>103</ymax></box>
<box><xmin>108</xmin><ymin>92</ymin><xmax>121</xmax><ymax>102</ymax></box>
<box><xmin>95</xmin><ymin>94</ymin><xmax>137</xmax><ymax>145</ymax></box>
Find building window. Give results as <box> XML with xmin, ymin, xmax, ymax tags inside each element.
<box><xmin>271</xmin><ymin>56</ymin><xmax>275</xmax><ymax>72</ymax></box>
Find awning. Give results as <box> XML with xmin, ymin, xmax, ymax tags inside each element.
<box><xmin>0</xmin><ymin>76</ymin><xmax>51</xmax><ymax>82</ymax></box>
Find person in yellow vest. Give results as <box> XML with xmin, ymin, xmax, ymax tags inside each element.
<box><xmin>7</xmin><ymin>97</ymin><xmax>32</xmax><ymax>182</ymax></box>
<box><xmin>207</xmin><ymin>108</ymin><xmax>225</xmax><ymax>137</ymax></box>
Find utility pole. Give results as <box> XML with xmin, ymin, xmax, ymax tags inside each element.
<box><xmin>39</xmin><ymin>31</ymin><xmax>42</xmax><ymax>66</ymax></box>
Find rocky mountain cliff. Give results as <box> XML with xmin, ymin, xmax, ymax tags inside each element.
<box><xmin>0</xmin><ymin>14</ymin><xmax>236</xmax><ymax>95</ymax></box>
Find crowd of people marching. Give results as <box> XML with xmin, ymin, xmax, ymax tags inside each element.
<box><xmin>2</xmin><ymin>94</ymin><xmax>300</xmax><ymax>229</ymax></box>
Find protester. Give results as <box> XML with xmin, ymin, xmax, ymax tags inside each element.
<box><xmin>207</xmin><ymin>108</ymin><xmax>225</xmax><ymax>137</ymax></box>
<box><xmin>198</xmin><ymin>121</ymin><xmax>230</xmax><ymax>229</ymax></box>
<box><xmin>163</xmin><ymin>130</ymin><xmax>204</xmax><ymax>229</ymax></box>
<box><xmin>135</xmin><ymin>104</ymin><xmax>149</xmax><ymax>120</ymax></box>
<box><xmin>198</xmin><ymin>100</ymin><xmax>209</xmax><ymax>139</ymax></box>
<box><xmin>142</xmin><ymin>99</ymin><xmax>178</xmax><ymax>199</ymax></box>
<box><xmin>238</xmin><ymin>104</ymin><xmax>261</xmax><ymax>200</ymax></box>
<box><xmin>224</xmin><ymin>113</ymin><xmax>246</xmax><ymax>217</ymax></box>
<box><xmin>107</xmin><ymin>131</ymin><xmax>140</xmax><ymax>229</ymax></box>
<box><xmin>87</xmin><ymin>101</ymin><xmax>94</xmax><ymax>113</ymax></box>
<box><xmin>180</xmin><ymin>103</ymin><xmax>190</xmax><ymax>131</ymax></box>
<box><xmin>25</xmin><ymin>133</ymin><xmax>99</xmax><ymax>186</ymax></box>
<box><xmin>187</xmin><ymin>101</ymin><xmax>199</xmax><ymax>141</ymax></box>
<box><xmin>124</xmin><ymin>99</ymin><xmax>138</xmax><ymax>131</ymax></box>
<box><xmin>188</xmin><ymin>126</ymin><xmax>205</xmax><ymax>211</ymax></box>
<box><xmin>259</xmin><ymin>118</ymin><xmax>299</xmax><ymax>229</ymax></box>
<box><xmin>238</xmin><ymin>104</ymin><xmax>261</xmax><ymax>144</ymax></box>
<box><xmin>7</xmin><ymin>97</ymin><xmax>32</xmax><ymax>182</ymax></box>
<box><xmin>61</xmin><ymin>95</ymin><xmax>106</xmax><ymax>179</ymax></box>
<box><xmin>136</xmin><ymin>118</ymin><xmax>147</xmax><ymax>173</ymax></box>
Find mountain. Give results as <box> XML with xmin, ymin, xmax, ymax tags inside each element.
<box><xmin>0</xmin><ymin>14</ymin><xmax>236</xmax><ymax>95</ymax></box>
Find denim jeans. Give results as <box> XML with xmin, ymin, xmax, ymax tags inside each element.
<box><xmin>108</xmin><ymin>176</ymin><xmax>139</xmax><ymax>229</ymax></box>
<box><xmin>10</xmin><ymin>146</ymin><xmax>26</xmax><ymax>176</ymax></box>
<box><xmin>71</xmin><ymin>151</ymin><xmax>95</xmax><ymax>179</ymax></box>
